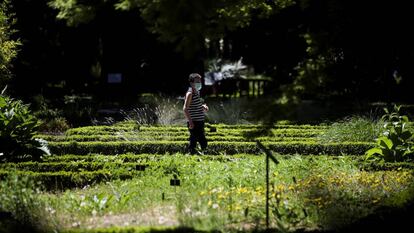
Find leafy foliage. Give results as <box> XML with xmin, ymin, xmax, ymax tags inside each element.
<box><xmin>49</xmin><ymin>0</ymin><xmax>294</xmax><ymax>58</ymax></box>
<box><xmin>290</xmin><ymin>31</ymin><xmax>347</xmax><ymax>100</ymax></box>
<box><xmin>12</xmin><ymin>0</ymin><xmax>414</xmax><ymax>102</ymax></box>
<box><xmin>47</xmin><ymin>0</ymin><xmax>98</xmax><ymax>26</ymax></box>
<box><xmin>0</xmin><ymin>95</ymin><xmax>50</xmax><ymax>162</ymax></box>
<box><xmin>365</xmin><ymin>105</ymin><xmax>414</xmax><ymax>162</ymax></box>
<box><xmin>0</xmin><ymin>0</ymin><xmax>20</xmax><ymax>87</ymax></box>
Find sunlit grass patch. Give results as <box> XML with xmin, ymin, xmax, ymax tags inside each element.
<box><xmin>2</xmin><ymin>154</ymin><xmax>414</xmax><ymax>232</ymax></box>
<box><xmin>28</xmin><ymin>154</ymin><xmax>413</xmax><ymax>232</ymax></box>
<box><xmin>318</xmin><ymin>115</ymin><xmax>383</xmax><ymax>143</ymax></box>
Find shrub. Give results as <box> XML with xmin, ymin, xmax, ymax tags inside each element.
<box><xmin>0</xmin><ymin>95</ymin><xmax>50</xmax><ymax>162</ymax></box>
<box><xmin>365</xmin><ymin>105</ymin><xmax>414</xmax><ymax>162</ymax></box>
<box><xmin>38</xmin><ymin>117</ymin><xmax>70</xmax><ymax>133</ymax></box>
<box><xmin>32</xmin><ymin>94</ymin><xmax>70</xmax><ymax>133</ymax></box>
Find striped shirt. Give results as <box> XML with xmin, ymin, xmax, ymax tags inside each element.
<box><xmin>187</xmin><ymin>87</ymin><xmax>205</xmax><ymax>121</ymax></box>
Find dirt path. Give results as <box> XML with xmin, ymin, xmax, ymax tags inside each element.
<box><xmin>69</xmin><ymin>205</ymin><xmax>179</xmax><ymax>230</ymax></box>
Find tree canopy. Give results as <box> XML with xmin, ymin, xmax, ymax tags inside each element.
<box><xmin>49</xmin><ymin>0</ymin><xmax>295</xmax><ymax>58</ymax></box>
<box><xmin>0</xmin><ymin>0</ymin><xmax>20</xmax><ymax>88</ymax></box>
<box><xmin>4</xmin><ymin>0</ymin><xmax>413</xmax><ymax>102</ymax></box>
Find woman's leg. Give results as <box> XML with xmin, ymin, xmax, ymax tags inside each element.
<box><xmin>194</xmin><ymin>121</ymin><xmax>207</xmax><ymax>150</ymax></box>
<box><xmin>187</xmin><ymin>122</ymin><xmax>197</xmax><ymax>154</ymax></box>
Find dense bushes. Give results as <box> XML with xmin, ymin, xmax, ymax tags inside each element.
<box><xmin>366</xmin><ymin>105</ymin><xmax>414</xmax><ymax>162</ymax></box>
<box><xmin>0</xmin><ymin>95</ymin><xmax>50</xmax><ymax>162</ymax></box>
<box><xmin>0</xmin><ymin>170</ymin><xmax>134</xmax><ymax>190</ymax></box>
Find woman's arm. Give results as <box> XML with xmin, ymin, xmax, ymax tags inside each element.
<box><xmin>183</xmin><ymin>92</ymin><xmax>194</xmax><ymax>128</ymax></box>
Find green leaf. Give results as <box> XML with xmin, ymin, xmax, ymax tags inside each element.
<box><xmin>0</xmin><ymin>96</ymin><xmax>6</xmax><ymax>108</ymax></box>
<box><xmin>365</xmin><ymin>147</ymin><xmax>383</xmax><ymax>157</ymax></box>
<box><xmin>401</xmin><ymin>116</ymin><xmax>409</xmax><ymax>122</ymax></box>
<box><xmin>378</xmin><ymin>136</ymin><xmax>393</xmax><ymax>149</ymax></box>
<box><xmin>394</xmin><ymin>105</ymin><xmax>401</xmax><ymax>112</ymax></box>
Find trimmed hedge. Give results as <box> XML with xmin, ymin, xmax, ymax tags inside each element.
<box><xmin>0</xmin><ymin>161</ymin><xmax>142</xmax><ymax>172</ymax></box>
<box><xmin>38</xmin><ymin>134</ymin><xmax>317</xmax><ymax>143</ymax></box>
<box><xmin>0</xmin><ymin>170</ymin><xmax>135</xmax><ymax>190</ymax></box>
<box><xmin>49</xmin><ymin>141</ymin><xmax>188</xmax><ymax>155</ymax></box>
<box><xmin>41</xmin><ymin>153</ymin><xmax>259</xmax><ymax>163</ymax></box>
<box><xmin>63</xmin><ymin>125</ymin><xmax>325</xmax><ymax>136</ymax></box>
<box><xmin>359</xmin><ymin>161</ymin><xmax>414</xmax><ymax>171</ymax></box>
<box><xmin>42</xmin><ymin>153</ymin><xmax>161</xmax><ymax>163</ymax></box>
<box><xmin>48</xmin><ymin>141</ymin><xmax>374</xmax><ymax>155</ymax></box>
<box><xmin>265</xmin><ymin>141</ymin><xmax>374</xmax><ymax>155</ymax></box>
<box><xmin>114</xmin><ymin>121</ymin><xmax>328</xmax><ymax>129</ymax></box>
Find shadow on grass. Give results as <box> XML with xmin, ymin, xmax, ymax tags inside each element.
<box><xmin>152</xmin><ymin>204</ymin><xmax>414</xmax><ymax>233</ymax></box>
<box><xmin>0</xmin><ymin>212</ymin><xmax>39</xmax><ymax>233</ymax></box>
<box><xmin>331</xmin><ymin>201</ymin><xmax>414</xmax><ymax>233</ymax></box>
<box><xmin>2</xmin><ymin>205</ymin><xmax>414</xmax><ymax>233</ymax></box>
<box><xmin>234</xmin><ymin>202</ymin><xmax>414</xmax><ymax>233</ymax></box>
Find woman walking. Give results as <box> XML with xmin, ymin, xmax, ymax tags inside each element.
<box><xmin>183</xmin><ymin>73</ymin><xmax>209</xmax><ymax>154</ymax></box>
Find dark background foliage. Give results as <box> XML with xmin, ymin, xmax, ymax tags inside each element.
<box><xmin>1</xmin><ymin>0</ymin><xmax>413</xmax><ymax>118</ymax></box>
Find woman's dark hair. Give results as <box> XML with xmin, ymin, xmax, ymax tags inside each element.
<box><xmin>188</xmin><ymin>73</ymin><xmax>201</xmax><ymax>83</ymax></box>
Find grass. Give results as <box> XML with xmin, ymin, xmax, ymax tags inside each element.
<box><xmin>2</xmin><ymin>154</ymin><xmax>413</xmax><ymax>233</ymax></box>
<box><xmin>317</xmin><ymin>115</ymin><xmax>384</xmax><ymax>143</ymax></box>
<box><xmin>2</xmin><ymin>118</ymin><xmax>414</xmax><ymax>233</ymax></box>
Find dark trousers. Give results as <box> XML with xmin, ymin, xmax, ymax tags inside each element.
<box><xmin>187</xmin><ymin>121</ymin><xmax>207</xmax><ymax>153</ymax></box>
